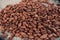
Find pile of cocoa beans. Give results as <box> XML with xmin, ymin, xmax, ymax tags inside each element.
<box><xmin>0</xmin><ymin>0</ymin><xmax>60</xmax><ymax>40</ymax></box>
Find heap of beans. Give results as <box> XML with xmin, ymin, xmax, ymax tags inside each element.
<box><xmin>0</xmin><ymin>0</ymin><xmax>60</xmax><ymax>40</ymax></box>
